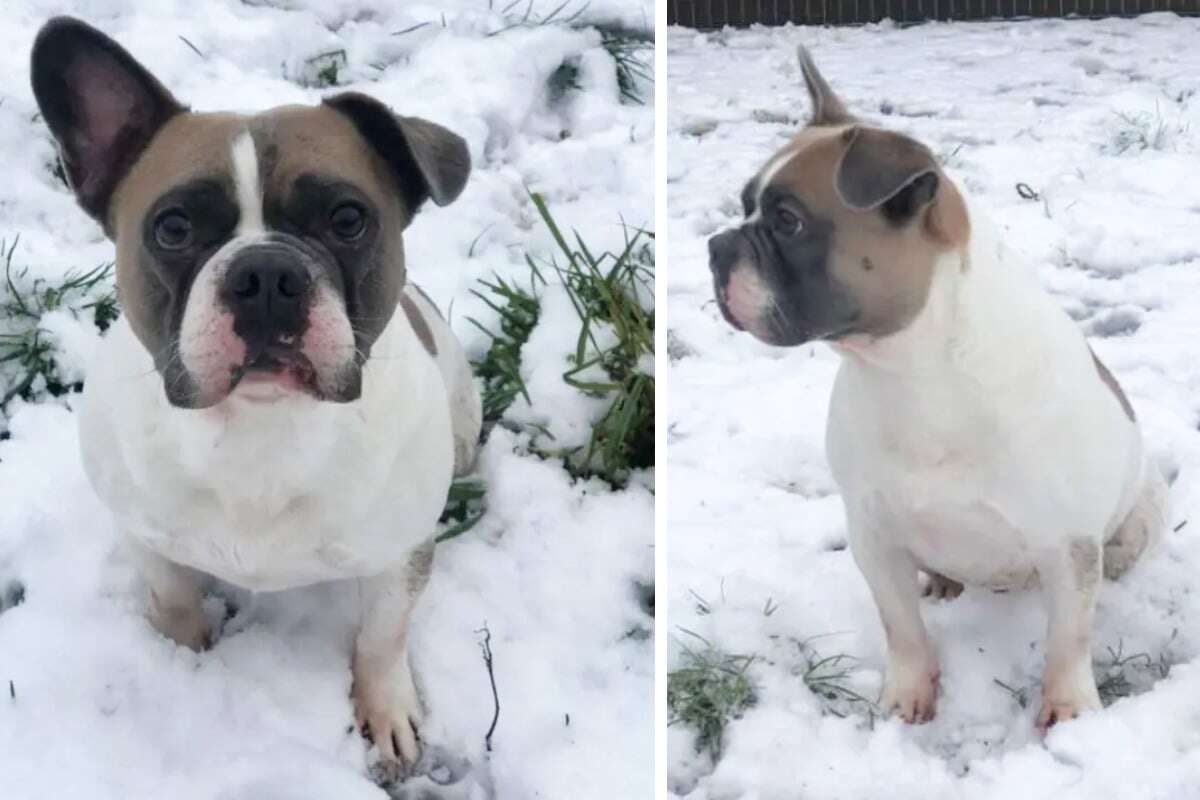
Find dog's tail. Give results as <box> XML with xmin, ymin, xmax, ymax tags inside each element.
<box><xmin>1104</xmin><ymin>457</ymin><xmax>1168</xmax><ymax>580</ymax></box>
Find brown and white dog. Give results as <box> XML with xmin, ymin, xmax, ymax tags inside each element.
<box><xmin>31</xmin><ymin>17</ymin><xmax>482</xmax><ymax>769</ymax></box>
<box><xmin>709</xmin><ymin>48</ymin><xmax>1166</xmax><ymax>728</ymax></box>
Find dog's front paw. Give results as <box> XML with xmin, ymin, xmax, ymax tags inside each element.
<box><xmin>148</xmin><ymin>603</ymin><xmax>211</xmax><ymax>652</ymax></box>
<box><xmin>1037</xmin><ymin>676</ymin><xmax>1101</xmax><ymax>731</ymax></box>
<box><xmin>353</xmin><ymin>655</ymin><xmax>424</xmax><ymax>772</ymax></box>
<box><xmin>881</xmin><ymin>658</ymin><xmax>940</xmax><ymax>723</ymax></box>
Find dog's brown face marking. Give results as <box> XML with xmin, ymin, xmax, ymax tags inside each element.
<box><xmin>31</xmin><ymin>17</ymin><xmax>469</xmax><ymax>407</ymax></box>
<box><xmin>708</xmin><ymin>47</ymin><xmax>969</xmax><ymax>346</ymax></box>
<box><xmin>106</xmin><ymin>106</ymin><xmax>415</xmax><ymax>403</ymax></box>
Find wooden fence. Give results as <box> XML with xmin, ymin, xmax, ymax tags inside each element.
<box><xmin>668</xmin><ymin>0</ymin><xmax>1200</xmax><ymax>27</ymax></box>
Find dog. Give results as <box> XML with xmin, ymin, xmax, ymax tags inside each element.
<box><xmin>30</xmin><ymin>16</ymin><xmax>482</xmax><ymax>768</ymax></box>
<box><xmin>708</xmin><ymin>47</ymin><xmax>1166</xmax><ymax>729</ymax></box>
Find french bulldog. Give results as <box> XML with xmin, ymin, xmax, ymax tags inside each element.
<box><xmin>30</xmin><ymin>16</ymin><xmax>482</xmax><ymax>769</ymax></box>
<box><xmin>708</xmin><ymin>47</ymin><xmax>1166</xmax><ymax>728</ymax></box>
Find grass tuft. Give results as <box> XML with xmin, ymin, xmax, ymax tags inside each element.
<box><xmin>295</xmin><ymin>49</ymin><xmax>348</xmax><ymax>88</ymax></box>
<box><xmin>668</xmin><ymin>632</ymin><xmax>756</xmax><ymax>758</ymax></box>
<box><xmin>794</xmin><ymin>636</ymin><xmax>879</xmax><ymax>719</ymax></box>
<box><xmin>1104</xmin><ymin>108</ymin><xmax>1186</xmax><ymax>155</ymax></box>
<box><xmin>469</xmin><ymin>271</ymin><xmax>544</xmax><ymax>423</ymax></box>
<box><xmin>437</xmin><ymin>478</ymin><xmax>488</xmax><ymax>542</ymax></box>
<box><xmin>1095</xmin><ymin>636</ymin><xmax>1175</xmax><ymax>706</ymax></box>
<box><xmin>530</xmin><ymin>193</ymin><xmax>654</xmax><ymax>486</ymax></box>
<box><xmin>599</xmin><ymin>28</ymin><xmax>652</xmax><ymax>105</ymax></box>
<box><xmin>0</xmin><ymin>237</ymin><xmax>117</xmax><ymax>411</ymax></box>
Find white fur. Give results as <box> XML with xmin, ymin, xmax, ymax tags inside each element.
<box><xmin>404</xmin><ymin>287</ymin><xmax>483</xmax><ymax>475</ymax></box>
<box><xmin>80</xmin><ymin>306</ymin><xmax>455</xmax><ymax>593</ymax></box>
<box><xmin>231</xmin><ymin>130</ymin><xmax>263</xmax><ymax>235</ymax></box>
<box><xmin>746</xmin><ymin>146</ymin><xmax>798</xmax><ymax>224</ymax></box>
<box><xmin>824</xmin><ymin>204</ymin><xmax>1165</xmax><ymax>726</ymax></box>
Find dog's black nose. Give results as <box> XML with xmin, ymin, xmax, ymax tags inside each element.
<box><xmin>707</xmin><ymin>229</ymin><xmax>740</xmax><ymax>282</ymax></box>
<box><xmin>223</xmin><ymin>249</ymin><xmax>312</xmax><ymax>337</ymax></box>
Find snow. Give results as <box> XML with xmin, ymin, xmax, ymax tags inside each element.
<box><xmin>0</xmin><ymin>2</ymin><xmax>652</xmax><ymax>798</ymax></box>
<box><xmin>667</xmin><ymin>15</ymin><xmax>1200</xmax><ymax>800</ymax></box>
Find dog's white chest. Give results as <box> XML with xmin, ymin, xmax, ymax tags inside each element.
<box><xmin>80</xmin><ymin>318</ymin><xmax>454</xmax><ymax>591</ymax></box>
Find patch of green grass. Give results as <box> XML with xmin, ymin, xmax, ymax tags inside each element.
<box><xmin>668</xmin><ymin>632</ymin><xmax>756</xmax><ymax>758</ymax></box>
<box><xmin>466</xmin><ymin>195</ymin><xmax>653</xmax><ymax>487</ymax></box>
<box><xmin>469</xmin><ymin>271</ymin><xmax>544</xmax><ymax>423</ymax></box>
<box><xmin>793</xmin><ymin>636</ymin><xmax>879</xmax><ymax>719</ymax></box>
<box><xmin>0</xmin><ymin>237</ymin><xmax>117</xmax><ymax>410</ymax></box>
<box><xmin>486</xmin><ymin>0</ymin><xmax>589</xmax><ymax>37</ymax></box>
<box><xmin>437</xmin><ymin>477</ymin><xmax>488</xmax><ymax>542</ymax></box>
<box><xmin>296</xmin><ymin>49</ymin><xmax>348</xmax><ymax>88</ymax></box>
<box><xmin>1105</xmin><ymin>108</ymin><xmax>1185</xmax><ymax>155</ymax></box>
<box><xmin>599</xmin><ymin>28</ymin><xmax>652</xmax><ymax>105</ymax></box>
<box><xmin>531</xmin><ymin>193</ymin><xmax>654</xmax><ymax>486</ymax></box>
<box><xmin>1095</xmin><ymin>636</ymin><xmax>1175</xmax><ymax>707</ymax></box>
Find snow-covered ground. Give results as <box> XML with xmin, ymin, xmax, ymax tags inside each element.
<box><xmin>668</xmin><ymin>15</ymin><xmax>1200</xmax><ymax>800</ymax></box>
<box><xmin>0</xmin><ymin>2</ymin><xmax>653</xmax><ymax>798</ymax></box>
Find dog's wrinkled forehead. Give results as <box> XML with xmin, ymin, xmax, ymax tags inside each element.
<box><xmin>111</xmin><ymin>105</ymin><xmax>399</xmax><ymax>237</ymax></box>
<box><xmin>740</xmin><ymin>126</ymin><xmax>850</xmax><ymax>221</ymax></box>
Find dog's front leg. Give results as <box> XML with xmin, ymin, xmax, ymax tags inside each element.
<box><xmin>849</xmin><ymin>522</ymin><xmax>939</xmax><ymax>723</ymax></box>
<box><xmin>352</xmin><ymin>542</ymin><xmax>434</xmax><ymax>770</ymax></box>
<box><xmin>1036</xmin><ymin>537</ymin><xmax>1103</xmax><ymax>729</ymax></box>
<box><xmin>126</xmin><ymin>537</ymin><xmax>211</xmax><ymax>651</ymax></box>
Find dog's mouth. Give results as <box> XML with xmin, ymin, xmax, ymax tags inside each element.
<box><xmin>230</xmin><ymin>344</ymin><xmax>319</xmax><ymax>399</ymax></box>
<box><xmin>712</xmin><ymin>280</ymin><xmax>746</xmax><ymax>332</ymax></box>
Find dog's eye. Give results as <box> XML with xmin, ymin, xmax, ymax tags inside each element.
<box><xmin>154</xmin><ymin>211</ymin><xmax>193</xmax><ymax>250</ymax></box>
<box><xmin>772</xmin><ymin>206</ymin><xmax>803</xmax><ymax>236</ymax></box>
<box><xmin>330</xmin><ymin>203</ymin><xmax>366</xmax><ymax>241</ymax></box>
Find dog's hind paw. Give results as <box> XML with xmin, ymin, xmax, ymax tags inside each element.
<box><xmin>921</xmin><ymin>571</ymin><xmax>964</xmax><ymax>601</ymax></box>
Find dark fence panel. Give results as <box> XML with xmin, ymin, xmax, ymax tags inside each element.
<box><xmin>667</xmin><ymin>0</ymin><xmax>1200</xmax><ymax>26</ymax></box>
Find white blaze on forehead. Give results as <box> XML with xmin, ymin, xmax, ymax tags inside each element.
<box><xmin>747</xmin><ymin>146</ymin><xmax>800</xmax><ymax>223</ymax></box>
<box><xmin>231</xmin><ymin>130</ymin><xmax>264</xmax><ymax>234</ymax></box>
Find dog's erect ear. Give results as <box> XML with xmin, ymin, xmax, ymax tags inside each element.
<box><xmin>798</xmin><ymin>46</ymin><xmax>854</xmax><ymax>127</ymax></box>
<box><xmin>30</xmin><ymin>17</ymin><xmax>185</xmax><ymax>227</ymax></box>
<box><xmin>324</xmin><ymin>92</ymin><xmax>470</xmax><ymax>214</ymax></box>
<box><xmin>835</xmin><ymin>127</ymin><xmax>968</xmax><ymax>245</ymax></box>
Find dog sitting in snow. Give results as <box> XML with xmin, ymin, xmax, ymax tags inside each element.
<box><xmin>30</xmin><ymin>16</ymin><xmax>481</xmax><ymax>768</ymax></box>
<box><xmin>708</xmin><ymin>47</ymin><xmax>1166</xmax><ymax>728</ymax></box>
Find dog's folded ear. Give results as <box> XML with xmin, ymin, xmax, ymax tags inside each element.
<box><xmin>798</xmin><ymin>46</ymin><xmax>855</xmax><ymax>127</ymax></box>
<box><xmin>30</xmin><ymin>16</ymin><xmax>185</xmax><ymax>228</ymax></box>
<box><xmin>835</xmin><ymin>127</ymin><xmax>938</xmax><ymax>214</ymax></box>
<box><xmin>835</xmin><ymin>127</ymin><xmax>968</xmax><ymax>245</ymax></box>
<box><xmin>324</xmin><ymin>92</ymin><xmax>470</xmax><ymax>214</ymax></box>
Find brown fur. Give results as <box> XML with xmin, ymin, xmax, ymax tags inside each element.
<box><xmin>399</xmin><ymin>293</ymin><xmax>437</xmax><ymax>357</ymax></box>
<box><xmin>766</xmin><ymin>127</ymin><xmax>969</xmax><ymax>338</ymax></box>
<box><xmin>1089</xmin><ymin>347</ymin><xmax>1136</xmax><ymax>422</ymax></box>
<box><xmin>109</xmin><ymin>107</ymin><xmax>410</xmax><ymax>360</ymax></box>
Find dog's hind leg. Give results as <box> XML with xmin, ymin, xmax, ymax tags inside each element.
<box><xmin>403</xmin><ymin>285</ymin><xmax>482</xmax><ymax>476</ymax></box>
<box><xmin>1036</xmin><ymin>536</ymin><xmax>1103</xmax><ymax>729</ymax></box>
<box><xmin>352</xmin><ymin>541</ymin><xmax>435</xmax><ymax>774</ymax></box>
<box><xmin>1104</xmin><ymin>462</ymin><xmax>1168</xmax><ymax>580</ymax></box>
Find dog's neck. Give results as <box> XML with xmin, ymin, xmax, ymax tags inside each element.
<box><xmin>830</xmin><ymin>204</ymin><xmax>1049</xmax><ymax>384</ymax></box>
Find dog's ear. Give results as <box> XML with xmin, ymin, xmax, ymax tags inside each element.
<box><xmin>324</xmin><ymin>92</ymin><xmax>470</xmax><ymax>214</ymax></box>
<box><xmin>835</xmin><ymin>127</ymin><xmax>968</xmax><ymax>245</ymax></box>
<box><xmin>798</xmin><ymin>46</ymin><xmax>854</xmax><ymax>127</ymax></box>
<box><xmin>30</xmin><ymin>16</ymin><xmax>185</xmax><ymax>227</ymax></box>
